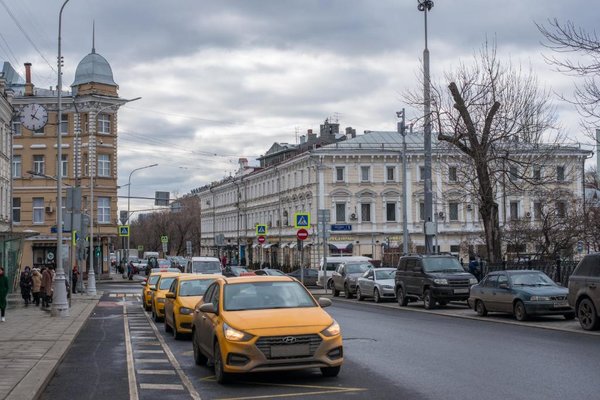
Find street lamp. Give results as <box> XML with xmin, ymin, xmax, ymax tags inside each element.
<box><xmin>396</xmin><ymin>110</ymin><xmax>410</xmax><ymax>256</ymax></box>
<box><xmin>125</xmin><ymin>163</ymin><xmax>158</xmax><ymax>269</ymax></box>
<box><xmin>86</xmin><ymin>96</ymin><xmax>141</xmax><ymax>295</ymax></box>
<box><xmin>418</xmin><ymin>0</ymin><xmax>435</xmax><ymax>254</ymax></box>
<box><xmin>52</xmin><ymin>0</ymin><xmax>71</xmax><ymax>317</ymax></box>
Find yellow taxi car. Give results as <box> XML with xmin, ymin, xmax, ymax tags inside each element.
<box><xmin>141</xmin><ymin>268</ymin><xmax>181</xmax><ymax>311</ymax></box>
<box><xmin>191</xmin><ymin>275</ymin><xmax>343</xmax><ymax>383</ymax></box>
<box><xmin>164</xmin><ymin>274</ymin><xmax>219</xmax><ymax>339</ymax></box>
<box><xmin>150</xmin><ymin>272</ymin><xmax>181</xmax><ymax>322</ymax></box>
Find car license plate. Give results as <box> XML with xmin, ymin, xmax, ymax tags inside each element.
<box><xmin>553</xmin><ymin>301</ymin><xmax>568</xmax><ymax>308</ymax></box>
<box><xmin>453</xmin><ymin>288</ymin><xmax>469</xmax><ymax>294</ymax></box>
<box><xmin>270</xmin><ymin>344</ymin><xmax>310</xmax><ymax>358</ymax></box>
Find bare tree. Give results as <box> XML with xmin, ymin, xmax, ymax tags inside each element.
<box><xmin>537</xmin><ymin>19</ymin><xmax>600</xmax><ymax>127</ymax></box>
<box><xmin>406</xmin><ymin>42</ymin><xmax>560</xmax><ymax>262</ymax></box>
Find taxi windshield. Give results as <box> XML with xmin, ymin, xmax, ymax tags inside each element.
<box><xmin>148</xmin><ymin>275</ymin><xmax>160</xmax><ymax>285</ymax></box>
<box><xmin>158</xmin><ymin>277</ymin><xmax>176</xmax><ymax>290</ymax></box>
<box><xmin>179</xmin><ymin>279</ymin><xmax>215</xmax><ymax>296</ymax></box>
<box><xmin>224</xmin><ymin>281</ymin><xmax>316</xmax><ymax>311</ymax></box>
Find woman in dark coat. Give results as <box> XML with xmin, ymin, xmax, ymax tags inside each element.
<box><xmin>0</xmin><ymin>266</ymin><xmax>9</xmax><ymax>322</ymax></box>
<box><xmin>19</xmin><ymin>266</ymin><xmax>33</xmax><ymax>306</ymax></box>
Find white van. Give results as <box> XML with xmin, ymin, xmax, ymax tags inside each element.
<box><xmin>317</xmin><ymin>256</ymin><xmax>372</xmax><ymax>288</ymax></box>
<box><xmin>185</xmin><ymin>257</ymin><xmax>222</xmax><ymax>275</ymax></box>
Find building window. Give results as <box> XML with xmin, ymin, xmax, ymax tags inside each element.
<box><xmin>98</xmin><ymin>113</ymin><xmax>111</xmax><ymax>134</ymax></box>
<box><xmin>60</xmin><ymin>114</ymin><xmax>68</xmax><ymax>135</ymax></box>
<box><xmin>419</xmin><ymin>166</ymin><xmax>425</xmax><ymax>181</ymax></box>
<box><xmin>386</xmin><ymin>166</ymin><xmax>395</xmax><ymax>182</ymax></box>
<box><xmin>449</xmin><ymin>202</ymin><xmax>459</xmax><ymax>221</ymax></box>
<box><xmin>510</xmin><ymin>201</ymin><xmax>519</xmax><ymax>220</ymax></box>
<box><xmin>12</xmin><ymin>155</ymin><xmax>21</xmax><ymax>178</ymax></box>
<box><xmin>98</xmin><ymin>154</ymin><xmax>111</xmax><ymax>177</ymax></box>
<box><xmin>509</xmin><ymin>166</ymin><xmax>519</xmax><ymax>181</ymax></box>
<box><xmin>386</xmin><ymin>202</ymin><xmax>396</xmax><ymax>222</ymax></box>
<box><xmin>419</xmin><ymin>202</ymin><xmax>425</xmax><ymax>221</ymax></box>
<box><xmin>61</xmin><ymin>154</ymin><xmax>68</xmax><ymax>178</ymax></box>
<box><xmin>533</xmin><ymin>202</ymin><xmax>542</xmax><ymax>220</ymax></box>
<box><xmin>33</xmin><ymin>126</ymin><xmax>45</xmax><ymax>135</ymax></box>
<box><xmin>556</xmin><ymin>166</ymin><xmax>565</xmax><ymax>182</ymax></box>
<box><xmin>12</xmin><ymin>121</ymin><xmax>22</xmax><ymax>136</ymax></box>
<box><xmin>448</xmin><ymin>166</ymin><xmax>457</xmax><ymax>183</ymax></box>
<box><xmin>533</xmin><ymin>166</ymin><xmax>541</xmax><ymax>181</ymax></box>
<box><xmin>556</xmin><ymin>201</ymin><xmax>566</xmax><ymax>218</ymax></box>
<box><xmin>33</xmin><ymin>155</ymin><xmax>45</xmax><ymax>175</ymax></box>
<box><xmin>12</xmin><ymin>198</ymin><xmax>21</xmax><ymax>223</ymax></box>
<box><xmin>33</xmin><ymin>197</ymin><xmax>44</xmax><ymax>223</ymax></box>
<box><xmin>335</xmin><ymin>167</ymin><xmax>345</xmax><ymax>182</ymax></box>
<box><xmin>335</xmin><ymin>203</ymin><xmax>346</xmax><ymax>222</ymax></box>
<box><xmin>361</xmin><ymin>203</ymin><xmax>371</xmax><ymax>222</ymax></box>
<box><xmin>98</xmin><ymin>197</ymin><xmax>111</xmax><ymax>223</ymax></box>
<box><xmin>360</xmin><ymin>166</ymin><xmax>370</xmax><ymax>182</ymax></box>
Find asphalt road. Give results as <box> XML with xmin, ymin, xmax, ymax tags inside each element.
<box><xmin>42</xmin><ymin>280</ymin><xmax>600</xmax><ymax>400</ymax></box>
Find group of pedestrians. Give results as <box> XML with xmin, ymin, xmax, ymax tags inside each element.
<box><xmin>18</xmin><ymin>266</ymin><xmax>55</xmax><ymax>309</ymax></box>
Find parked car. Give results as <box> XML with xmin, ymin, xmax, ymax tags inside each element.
<box><xmin>185</xmin><ymin>257</ymin><xmax>223</xmax><ymax>275</ymax></box>
<box><xmin>356</xmin><ymin>268</ymin><xmax>396</xmax><ymax>303</ymax></box>
<box><xmin>568</xmin><ymin>253</ymin><xmax>600</xmax><ymax>330</ymax></box>
<box><xmin>287</xmin><ymin>268</ymin><xmax>318</xmax><ymax>286</ymax></box>
<box><xmin>395</xmin><ymin>254</ymin><xmax>477</xmax><ymax>309</ymax></box>
<box><xmin>317</xmin><ymin>256</ymin><xmax>372</xmax><ymax>289</ymax></box>
<box><xmin>226</xmin><ymin>266</ymin><xmax>256</xmax><ymax>277</ymax></box>
<box><xmin>254</xmin><ymin>268</ymin><xmax>286</xmax><ymax>276</ymax></box>
<box><xmin>331</xmin><ymin>261</ymin><xmax>373</xmax><ymax>298</ymax></box>
<box><xmin>191</xmin><ymin>276</ymin><xmax>342</xmax><ymax>383</ymax></box>
<box><xmin>469</xmin><ymin>270</ymin><xmax>574</xmax><ymax>321</ymax></box>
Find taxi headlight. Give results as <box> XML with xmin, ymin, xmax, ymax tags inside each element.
<box><xmin>157</xmin><ymin>298</ymin><xmax>166</xmax><ymax>304</ymax></box>
<box><xmin>321</xmin><ymin>320</ymin><xmax>341</xmax><ymax>337</ymax></box>
<box><xmin>223</xmin><ymin>323</ymin><xmax>253</xmax><ymax>342</ymax></box>
<box><xmin>179</xmin><ymin>307</ymin><xmax>193</xmax><ymax>315</ymax></box>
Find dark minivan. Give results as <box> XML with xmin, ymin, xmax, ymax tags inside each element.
<box><xmin>568</xmin><ymin>253</ymin><xmax>600</xmax><ymax>331</ymax></box>
<box><xmin>395</xmin><ymin>254</ymin><xmax>478</xmax><ymax>309</ymax></box>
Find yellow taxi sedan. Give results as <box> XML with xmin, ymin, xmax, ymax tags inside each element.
<box><xmin>192</xmin><ymin>275</ymin><xmax>343</xmax><ymax>383</ymax></box>
<box><xmin>141</xmin><ymin>268</ymin><xmax>180</xmax><ymax>311</ymax></box>
<box><xmin>150</xmin><ymin>272</ymin><xmax>180</xmax><ymax>321</ymax></box>
<box><xmin>164</xmin><ymin>274</ymin><xmax>219</xmax><ymax>339</ymax></box>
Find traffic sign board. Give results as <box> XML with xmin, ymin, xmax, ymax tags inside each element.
<box><xmin>257</xmin><ymin>235</ymin><xmax>266</xmax><ymax>244</ymax></box>
<box><xmin>118</xmin><ymin>225</ymin><xmax>130</xmax><ymax>237</ymax></box>
<box><xmin>294</xmin><ymin>212</ymin><xmax>311</xmax><ymax>229</ymax></box>
<box><xmin>160</xmin><ymin>235</ymin><xmax>169</xmax><ymax>243</ymax></box>
<box><xmin>256</xmin><ymin>224</ymin><xmax>268</xmax><ymax>236</ymax></box>
<box><xmin>137</xmin><ymin>245</ymin><xmax>144</xmax><ymax>251</ymax></box>
<box><xmin>297</xmin><ymin>228</ymin><xmax>309</xmax><ymax>241</ymax></box>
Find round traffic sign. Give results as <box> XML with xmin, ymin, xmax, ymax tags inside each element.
<box><xmin>258</xmin><ymin>235</ymin><xmax>266</xmax><ymax>244</ymax></box>
<box><xmin>297</xmin><ymin>228</ymin><xmax>309</xmax><ymax>241</ymax></box>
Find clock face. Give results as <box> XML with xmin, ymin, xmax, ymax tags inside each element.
<box><xmin>20</xmin><ymin>103</ymin><xmax>48</xmax><ymax>131</ymax></box>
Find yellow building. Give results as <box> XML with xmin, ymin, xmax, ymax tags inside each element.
<box><xmin>9</xmin><ymin>47</ymin><xmax>129</xmax><ymax>278</ymax></box>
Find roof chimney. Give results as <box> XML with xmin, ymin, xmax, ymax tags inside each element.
<box><xmin>238</xmin><ymin>158</ymin><xmax>248</xmax><ymax>169</ymax></box>
<box><xmin>24</xmin><ymin>62</ymin><xmax>34</xmax><ymax>96</ymax></box>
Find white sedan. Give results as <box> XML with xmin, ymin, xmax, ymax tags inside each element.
<box><xmin>356</xmin><ymin>268</ymin><xmax>397</xmax><ymax>303</ymax></box>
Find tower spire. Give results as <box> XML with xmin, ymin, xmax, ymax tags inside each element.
<box><xmin>92</xmin><ymin>20</ymin><xmax>95</xmax><ymax>53</ymax></box>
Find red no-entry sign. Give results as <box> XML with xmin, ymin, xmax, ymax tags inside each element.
<box><xmin>257</xmin><ymin>235</ymin><xmax>266</xmax><ymax>244</ymax></box>
<box><xmin>296</xmin><ymin>228</ymin><xmax>309</xmax><ymax>241</ymax></box>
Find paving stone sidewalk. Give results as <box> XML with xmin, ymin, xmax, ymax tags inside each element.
<box><xmin>0</xmin><ymin>293</ymin><xmax>101</xmax><ymax>400</ymax></box>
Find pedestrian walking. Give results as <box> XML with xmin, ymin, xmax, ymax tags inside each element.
<box><xmin>31</xmin><ymin>268</ymin><xmax>42</xmax><ymax>306</ymax></box>
<box><xmin>19</xmin><ymin>266</ymin><xmax>33</xmax><ymax>306</ymax></box>
<box><xmin>41</xmin><ymin>266</ymin><xmax>53</xmax><ymax>309</ymax></box>
<box><xmin>0</xmin><ymin>266</ymin><xmax>9</xmax><ymax>322</ymax></box>
<box><xmin>72</xmin><ymin>266</ymin><xmax>80</xmax><ymax>294</ymax></box>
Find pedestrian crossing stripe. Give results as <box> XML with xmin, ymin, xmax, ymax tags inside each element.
<box><xmin>294</xmin><ymin>212</ymin><xmax>311</xmax><ymax>228</ymax></box>
<box><xmin>256</xmin><ymin>224</ymin><xmax>268</xmax><ymax>236</ymax></box>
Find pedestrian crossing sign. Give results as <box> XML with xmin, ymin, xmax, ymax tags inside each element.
<box><xmin>256</xmin><ymin>224</ymin><xmax>268</xmax><ymax>236</ymax></box>
<box><xmin>118</xmin><ymin>225</ymin><xmax>130</xmax><ymax>237</ymax></box>
<box><xmin>294</xmin><ymin>212</ymin><xmax>311</xmax><ymax>229</ymax></box>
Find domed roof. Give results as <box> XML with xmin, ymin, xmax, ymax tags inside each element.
<box><xmin>71</xmin><ymin>51</ymin><xmax>117</xmax><ymax>87</ymax></box>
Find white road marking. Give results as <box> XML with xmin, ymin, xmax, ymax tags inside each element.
<box><xmin>137</xmin><ymin>350</ymin><xmax>164</xmax><ymax>354</ymax></box>
<box><xmin>123</xmin><ymin>301</ymin><xmax>139</xmax><ymax>400</ymax></box>
<box><xmin>139</xmin><ymin>383</ymin><xmax>184</xmax><ymax>390</ymax></box>
<box><xmin>138</xmin><ymin>370</ymin><xmax>177</xmax><ymax>375</ymax></box>
<box><xmin>137</xmin><ymin>341</ymin><xmax>160</xmax><ymax>346</ymax></box>
<box><xmin>134</xmin><ymin>359</ymin><xmax>170</xmax><ymax>363</ymax></box>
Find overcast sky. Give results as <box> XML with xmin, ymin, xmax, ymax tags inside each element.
<box><xmin>0</xmin><ymin>0</ymin><xmax>597</xmax><ymax>214</ymax></box>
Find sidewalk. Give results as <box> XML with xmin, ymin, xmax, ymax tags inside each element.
<box><xmin>0</xmin><ymin>292</ymin><xmax>101</xmax><ymax>400</ymax></box>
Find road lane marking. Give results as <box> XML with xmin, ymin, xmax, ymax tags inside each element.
<box><xmin>139</xmin><ymin>383</ymin><xmax>184</xmax><ymax>390</ymax></box>
<box><xmin>137</xmin><ymin>341</ymin><xmax>161</xmax><ymax>346</ymax></box>
<box><xmin>123</xmin><ymin>301</ymin><xmax>139</xmax><ymax>400</ymax></box>
<box><xmin>215</xmin><ymin>387</ymin><xmax>366</xmax><ymax>400</ymax></box>
<box><xmin>137</xmin><ymin>350</ymin><xmax>164</xmax><ymax>354</ymax></box>
<box><xmin>138</xmin><ymin>370</ymin><xmax>177</xmax><ymax>375</ymax></box>
<box><xmin>134</xmin><ymin>359</ymin><xmax>170</xmax><ymax>363</ymax></box>
<box><xmin>145</xmin><ymin>310</ymin><xmax>202</xmax><ymax>400</ymax></box>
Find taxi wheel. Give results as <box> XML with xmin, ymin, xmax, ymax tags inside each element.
<box><xmin>153</xmin><ymin>307</ymin><xmax>161</xmax><ymax>322</ymax></box>
<box><xmin>172</xmin><ymin>315</ymin><xmax>183</xmax><ymax>340</ymax></box>
<box><xmin>144</xmin><ymin>302</ymin><xmax>151</xmax><ymax>312</ymax></box>
<box><xmin>321</xmin><ymin>365</ymin><xmax>341</xmax><ymax>378</ymax></box>
<box><xmin>165</xmin><ymin>316</ymin><xmax>173</xmax><ymax>333</ymax></box>
<box><xmin>214</xmin><ymin>342</ymin><xmax>230</xmax><ymax>384</ymax></box>
<box><xmin>192</xmin><ymin>329</ymin><xmax>208</xmax><ymax>366</ymax></box>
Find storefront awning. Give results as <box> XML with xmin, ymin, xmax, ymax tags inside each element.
<box><xmin>263</xmin><ymin>243</ymin><xmax>279</xmax><ymax>249</ymax></box>
<box><xmin>289</xmin><ymin>242</ymin><xmax>297</xmax><ymax>249</ymax></box>
<box><xmin>252</xmin><ymin>243</ymin><xmax>260</xmax><ymax>248</ymax></box>
<box><xmin>329</xmin><ymin>242</ymin><xmax>353</xmax><ymax>251</ymax></box>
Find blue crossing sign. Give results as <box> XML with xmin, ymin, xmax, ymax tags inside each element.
<box><xmin>118</xmin><ymin>225</ymin><xmax>130</xmax><ymax>237</ymax></box>
<box><xmin>256</xmin><ymin>224</ymin><xmax>268</xmax><ymax>236</ymax></box>
<box><xmin>294</xmin><ymin>212</ymin><xmax>311</xmax><ymax>229</ymax></box>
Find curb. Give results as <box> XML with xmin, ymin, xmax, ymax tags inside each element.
<box><xmin>5</xmin><ymin>296</ymin><xmax>102</xmax><ymax>400</ymax></box>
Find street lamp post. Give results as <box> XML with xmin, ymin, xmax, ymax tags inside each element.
<box><xmin>86</xmin><ymin>97</ymin><xmax>141</xmax><ymax>295</ymax></box>
<box><xmin>52</xmin><ymin>0</ymin><xmax>71</xmax><ymax>317</ymax></box>
<box><xmin>126</xmin><ymin>164</ymin><xmax>158</xmax><ymax>269</ymax></box>
<box><xmin>397</xmin><ymin>109</ymin><xmax>410</xmax><ymax>256</ymax></box>
<box><xmin>418</xmin><ymin>0</ymin><xmax>434</xmax><ymax>254</ymax></box>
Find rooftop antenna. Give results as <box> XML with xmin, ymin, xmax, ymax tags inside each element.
<box><xmin>92</xmin><ymin>20</ymin><xmax>96</xmax><ymax>53</ymax></box>
<box><xmin>295</xmin><ymin>126</ymin><xmax>299</xmax><ymax>144</ymax></box>
<box><xmin>332</xmin><ymin>112</ymin><xmax>340</xmax><ymax>124</ymax></box>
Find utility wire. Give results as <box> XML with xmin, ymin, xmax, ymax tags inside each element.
<box><xmin>0</xmin><ymin>31</ymin><xmax>20</xmax><ymax>66</ymax></box>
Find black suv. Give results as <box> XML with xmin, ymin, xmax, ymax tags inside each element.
<box><xmin>568</xmin><ymin>253</ymin><xmax>600</xmax><ymax>331</ymax></box>
<box><xmin>395</xmin><ymin>254</ymin><xmax>477</xmax><ymax>309</ymax></box>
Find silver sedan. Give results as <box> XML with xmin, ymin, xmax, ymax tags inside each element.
<box><xmin>356</xmin><ymin>268</ymin><xmax>396</xmax><ymax>303</ymax></box>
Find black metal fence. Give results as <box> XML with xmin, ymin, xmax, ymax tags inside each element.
<box><xmin>482</xmin><ymin>260</ymin><xmax>579</xmax><ymax>287</ymax></box>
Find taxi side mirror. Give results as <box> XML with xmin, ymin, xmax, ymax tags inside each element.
<box><xmin>140</xmin><ymin>282</ymin><xmax>146</xmax><ymax>286</ymax></box>
<box><xmin>199</xmin><ymin>303</ymin><xmax>216</xmax><ymax>314</ymax></box>
<box><xmin>150</xmin><ymin>286</ymin><xmax>156</xmax><ymax>291</ymax></box>
<box><xmin>318</xmin><ymin>297</ymin><xmax>332</xmax><ymax>308</ymax></box>
<box><xmin>165</xmin><ymin>292</ymin><xmax>176</xmax><ymax>299</ymax></box>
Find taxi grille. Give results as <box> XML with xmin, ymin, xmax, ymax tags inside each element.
<box><xmin>255</xmin><ymin>334</ymin><xmax>322</xmax><ymax>360</ymax></box>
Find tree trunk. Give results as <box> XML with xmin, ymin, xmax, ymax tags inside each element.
<box><xmin>475</xmin><ymin>161</ymin><xmax>503</xmax><ymax>263</ymax></box>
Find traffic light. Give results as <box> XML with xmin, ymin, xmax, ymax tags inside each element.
<box><xmin>95</xmin><ymin>247</ymin><xmax>101</xmax><ymax>257</ymax></box>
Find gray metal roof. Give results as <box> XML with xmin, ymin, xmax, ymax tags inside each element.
<box><xmin>71</xmin><ymin>51</ymin><xmax>117</xmax><ymax>87</ymax></box>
